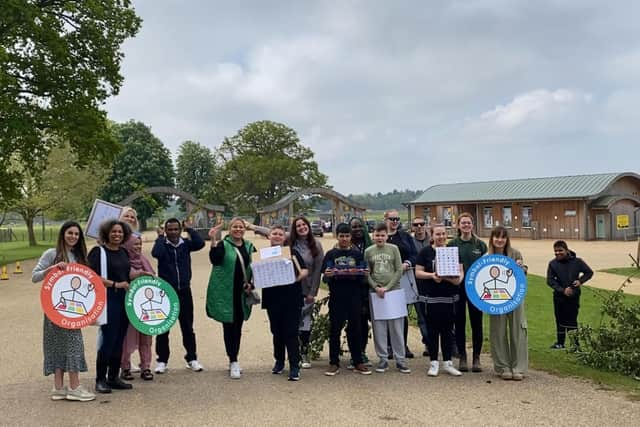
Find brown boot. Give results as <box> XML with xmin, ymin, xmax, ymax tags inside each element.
<box><xmin>458</xmin><ymin>355</ymin><xmax>469</xmax><ymax>372</ymax></box>
<box><xmin>472</xmin><ymin>355</ymin><xmax>482</xmax><ymax>372</ymax></box>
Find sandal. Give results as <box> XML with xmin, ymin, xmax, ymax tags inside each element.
<box><xmin>120</xmin><ymin>369</ymin><xmax>134</xmax><ymax>381</ymax></box>
<box><xmin>141</xmin><ymin>369</ymin><xmax>154</xmax><ymax>381</ymax></box>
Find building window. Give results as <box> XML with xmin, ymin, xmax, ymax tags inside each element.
<box><xmin>423</xmin><ymin>208</ymin><xmax>431</xmax><ymax>224</ymax></box>
<box><xmin>565</xmin><ymin>210</ymin><xmax>577</xmax><ymax>217</ymax></box>
<box><xmin>522</xmin><ymin>206</ymin><xmax>532</xmax><ymax>228</ymax></box>
<box><xmin>483</xmin><ymin>207</ymin><xmax>493</xmax><ymax>228</ymax></box>
<box><xmin>443</xmin><ymin>207</ymin><xmax>452</xmax><ymax>226</ymax></box>
<box><xmin>503</xmin><ymin>206</ymin><xmax>513</xmax><ymax>228</ymax></box>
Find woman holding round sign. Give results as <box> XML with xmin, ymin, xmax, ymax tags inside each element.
<box><xmin>206</xmin><ymin>217</ymin><xmax>256</xmax><ymax>379</ymax></box>
<box><xmin>487</xmin><ymin>226</ymin><xmax>528</xmax><ymax>381</ymax></box>
<box><xmin>88</xmin><ymin>219</ymin><xmax>133</xmax><ymax>394</ymax></box>
<box><xmin>32</xmin><ymin>221</ymin><xmax>97</xmax><ymax>402</ymax></box>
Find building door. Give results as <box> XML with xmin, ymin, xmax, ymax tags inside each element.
<box><xmin>595</xmin><ymin>214</ymin><xmax>606</xmax><ymax>239</ymax></box>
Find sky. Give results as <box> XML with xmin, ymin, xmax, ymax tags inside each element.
<box><xmin>105</xmin><ymin>0</ymin><xmax>640</xmax><ymax>195</ymax></box>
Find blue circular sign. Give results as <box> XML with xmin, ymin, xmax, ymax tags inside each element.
<box><xmin>465</xmin><ymin>254</ymin><xmax>527</xmax><ymax>315</ymax></box>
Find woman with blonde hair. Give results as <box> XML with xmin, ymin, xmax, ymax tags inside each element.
<box><xmin>206</xmin><ymin>217</ymin><xmax>256</xmax><ymax>379</ymax></box>
<box><xmin>488</xmin><ymin>226</ymin><xmax>528</xmax><ymax>380</ymax></box>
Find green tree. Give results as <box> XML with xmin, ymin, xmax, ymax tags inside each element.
<box><xmin>9</xmin><ymin>144</ymin><xmax>108</xmax><ymax>246</ymax></box>
<box><xmin>0</xmin><ymin>0</ymin><xmax>141</xmax><ymax>200</ymax></box>
<box><xmin>175</xmin><ymin>141</ymin><xmax>218</xmax><ymax>208</ymax></box>
<box><xmin>215</xmin><ymin>121</ymin><xmax>328</xmax><ymax>216</ymax></box>
<box><xmin>100</xmin><ymin>121</ymin><xmax>174</xmax><ymax>230</ymax></box>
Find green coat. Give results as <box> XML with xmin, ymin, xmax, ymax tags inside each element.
<box><xmin>206</xmin><ymin>236</ymin><xmax>255</xmax><ymax>323</ymax></box>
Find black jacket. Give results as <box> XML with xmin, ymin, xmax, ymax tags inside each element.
<box><xmin>546</xmin><ymin>251</ymin><xmax>593</xmax><ymax>297</ymax></box>
<box><xmin>151</xmin><ymin>228</ymin><xmax>205</xmax><ymax>290</ymax></box>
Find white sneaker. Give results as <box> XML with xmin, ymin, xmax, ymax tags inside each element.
<box><xmin>186</xmin><ymin>360</ymin><xmax>204</xmax><ymax>372</ymax></box>
<box><xmin>230</xmin><ymin>362</ymin><xmax>242</xmax><ymax>379</ymax></box>
<box><xmin>300</xmin><ymin>355</ymin><xmax>312</xmax><ymax>369</ymax></box>
<box><xmin>66</xmin><ymin>385</ymin><xmax>96</xmax><ymax>402</ymax></box>
<box><xmin>154</xmin><ymin>362</ymin><xmax>168</xmax><ymax>374</ymax></box>
<box><xmin>443</xmin><ymin>360</ymin><xmax>462</xmax><ymax>376</ymax></box>
<box><xmin>130</xmin><ymin>364</ymin><xmax>141</xmax><ymax>373</ymax></box>
<box><xmin>427</xmin><ymin>361</ymin><xmax>439</xmax><ymax>377</ymax></box>
<box><xmin>50</xmin><ymin>387</ymin><xmax>67</xmax><ymax>401</ymax></box>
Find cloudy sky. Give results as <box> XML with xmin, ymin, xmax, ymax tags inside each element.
<box><xmin>105</xmin><ymin>0</ymin><xmax>640</xmax><ymax>195</ymax></box>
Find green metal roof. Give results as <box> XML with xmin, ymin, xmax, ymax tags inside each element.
<box><xmin>409</xmin><ymin>173</ymin><xmax>638</xmax><ymax>204</ymax></box>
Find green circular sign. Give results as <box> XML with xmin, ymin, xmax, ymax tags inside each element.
<box><xmin>125</xmin><ymin>276</ymin><xmax>180</xmax><ymax>335</ymax></box>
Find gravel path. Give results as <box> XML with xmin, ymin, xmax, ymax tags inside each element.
<box><xmin>1</xmin><ymin>236</ymin><xmax>638</xmax><ymax>426</ymax></box>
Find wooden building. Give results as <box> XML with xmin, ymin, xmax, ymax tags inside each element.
<box><xmin>406</xmin><ymin>172</ymin><xmax>640</xmax><ymax>241</ymax></box>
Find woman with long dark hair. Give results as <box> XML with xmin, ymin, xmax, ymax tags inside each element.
<box><xmin>32</xmin><ymin>221</ymin><xmax>95</xmax><ymax>401</ymax></box>
<box><xmin>289</xmin><ymin>216</ymin><xmax>324</xmax><ymax>369</ymax></box>
<box><xmin>88</xmin><ymin>219</ymin><xmax>132</xmax><ymax>393</ymax></box>
<box><xmin>488</xmin><ymin>226</ymin><xmax>528</xmax><ymax>380</ymax></box>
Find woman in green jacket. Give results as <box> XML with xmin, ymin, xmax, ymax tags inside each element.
<box><xmin>206</xmin><ymin>217</ymin><xmax>255</xmax><ymax>379</ymax></box>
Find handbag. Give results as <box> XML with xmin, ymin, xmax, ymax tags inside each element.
<box><xmin>233</xmin><ymin>246</ymin><xmax>261</xmax><ymax>306</ymax></box>
<box><xmin>93</xmin><ymin>246</ymin><xmax>109</xmax><ymax>325</ymax></box>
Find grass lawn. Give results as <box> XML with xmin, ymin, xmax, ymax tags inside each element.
<box><xmin>599</xmin><ymin>267</ymin><xmax>640</xmax><ymax>278</ymax></box>
<box><xmin>406</xmin><ymin>274</ymin><xmax>640</xmax><ymax>397</ymax></box>
<box><xmin>0</xmin><ymin>242</ymin><xmax>55</xmax><ymax>265</ymax></box>
<box><xmin>523</xmin><ymin>275</ymin><xmax>640</xmax><ymax>397</ymax></box>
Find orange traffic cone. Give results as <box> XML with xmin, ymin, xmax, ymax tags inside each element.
<box><xmin>14</xmin><ymin>261</ymin><xmax>23</xmax><ymax>274</ymax></box>
<box><xmin>1</xmin><ymin>266</ymin><xmax>8</xmax><ymax>280</ymax></box>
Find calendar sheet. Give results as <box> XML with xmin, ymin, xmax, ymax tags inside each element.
<box><xmin>251</xmin><ymin>258</ymin><xmax>296</xmax><ymax>288</ymax></box>
<box><xmin>435</xmin><ymin>246</ymin><xmax>461</xmax><ymax>276</ymax></box>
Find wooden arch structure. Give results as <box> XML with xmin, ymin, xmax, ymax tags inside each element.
<box><xmin>256</xmin><ymin>187</ymin><xmax>367</xmax><ymax>229</ymax></box>
<box><xmin>118</xmin><ymin>186</ymin><xmax>225</xmax><ymax>229</ymax></box>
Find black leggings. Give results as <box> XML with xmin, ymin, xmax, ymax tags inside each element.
<box><xmin>223</xmin><ymin>319</ymin><xmax>243</xmax><ymax>363</ymax></box>
<box><xmin>455</xmin><ymin>290</ymin><xmax>483</xmax><ymax>357</ymax></box>
<box><xmin>426</xmin><ymin>303</ymin><xmax>455</xmax><ymax>361</ymax></box>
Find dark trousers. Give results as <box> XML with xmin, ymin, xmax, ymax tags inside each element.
<box><xmin>329</xmin><ymin>294</ymin><xmax>363</xmax><ymax>366</ymax></box>
<box><xmin>455</xmin><ymin>289</ymin><xmax>483</xmax><ymax>357</ymax></box>
<box><xmin>156</xmin><ymin>287</ymin><xmax>197</xmax><ymax>364</ymax></box>
<box><xmin>553</xmin><ymin>294</ymin><xmax>580</xmax><ymax>345</ymax></box>
<box><xmin>415</xmin><ymin>301</ymin><xmax>429</xmax><ymax>345</ymax></box>
<box><xmin>426</xmin><ymin>303</ymin><xmax>455</xmax><ymax>361</ymax></box>
<box><xmin>97</xmin><ymin>291</ymin><xmax>129</xmax><ymax>381</ymax></box>
<box><xmin>223</xmin><ymin>319</ymin><xmax>243</xmax><ymax>363</ymax></box>
<box><xmin>267</xmin><ymin>305</ymin><xmax>301</xmax><ymax>367</ymax></box>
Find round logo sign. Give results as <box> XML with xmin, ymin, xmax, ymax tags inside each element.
<box><xmin>40</xmin><ymin>263</ymin><xmax>106</xmax><ymax>329</ymax></box>
<box><xmin>465</xmin><ymin>254</ymin><xmax>527</xmax><ymax>315</ymax></box>
<box><xmin>125</xmin><ymin>276</ymin><xmax>180</xmax><ymax>335</ymax></box>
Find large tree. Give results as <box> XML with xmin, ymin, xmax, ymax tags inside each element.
<box><xmin>175</xmin><ymin>140</ymin><xmax>218</xmax><ymax>208</ymax></box>
<box><xmin>215</xmin><ymin>121</ymin><xmax>328</xmax><ymax>216</ymax></box>
<box><xmin>0</xmin><ymin>0</ymin><xmax>141</xmax><ymax>200</ymax></box>
<box><xmin>100</xmin><ymin>121</ymin><xmax>174</xmax><ymax>230</ymax></box>
<box><xmin>9</xmin><ymin>143</ymin><xmax>108</xmax><ymax>246</ymax></box>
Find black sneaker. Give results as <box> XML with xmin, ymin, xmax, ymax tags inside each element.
<box><xmin>288</xmin><ymin>366</ymin><xmax>301</xmax><ymax>381</ymax></box>
<box><xmin>272</xmin><ymin>360</ymin><xmax>285</xmax><ymax>374</ymax></box>
<box><xmin>95</xmin><ymin>379</ymin><xmax>112</xmax><ymax>394</ymax></box>
<box><xmin>107</xmin><ymin>377</ymin><xmax>133</xmax><ymax>390</ymax></box>
<box><xmin>550</xmin><ymin>343</ymin><xmax>565</xmax><ymax>350</ymax></box>
<box><xmin>405</xmin><ymin>348</ymin><xmax>415</xmax><ymax>359</ymax></box>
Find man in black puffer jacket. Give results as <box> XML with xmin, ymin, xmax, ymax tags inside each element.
<box><xmin>546</xmin><ymin>240</ymin><xmax>593</xmax><ymax>350</ymax></box>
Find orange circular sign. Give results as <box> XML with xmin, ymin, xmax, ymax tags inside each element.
<box><xmin>40</xmin><ymin>263</ymin><xmax>106</xmax><ymax>329</ymax></box>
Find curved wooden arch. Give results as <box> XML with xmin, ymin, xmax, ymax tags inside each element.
<box><xmin>257</xmin><ymin>187</ymin><xmax>366</xmax><ymax>213</ymax></box>
<box><xmin>118</xmin><ymin>186</ymin><xmax>225</xmax><ymax>212</ymax></box>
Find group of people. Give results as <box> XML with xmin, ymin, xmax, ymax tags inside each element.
<box><xmin>32</xmin><ymin>208</ymin><xmax>593</xmax><ymax>400</ymax></box>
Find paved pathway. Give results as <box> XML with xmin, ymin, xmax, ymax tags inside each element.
<box><xmin>0</xmin><ymin>235</ymin><xmax>638</xmax><ymax>426</ymax></box>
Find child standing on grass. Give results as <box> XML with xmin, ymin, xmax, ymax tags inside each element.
<box><xmin>546</xmin><ymin>240</ymin><xmax>593</xmax><ymax>350</ymax></box>
<box><xmin>261</xmin><ymin>225</ymin><xmax>308</xmax><ymax>381</ymax></box>
<box><xmin>322</xmin><ymin>223</ymin><xmax>371</xmax><ymax>376</ymax></box>
<box><xmin>32</xmin><ymin>221</ymin><xmax>96</xmax><ymax>402</ymax></box>
<box><xmin>364</xmin><ymin>223</ymin><xmax>410</xmax><ymax>374</ymax></box>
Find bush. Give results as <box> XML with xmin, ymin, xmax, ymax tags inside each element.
<box><xmin>576</xmin><ymin>279</ymin><xmax>640</xmax><ymax>379</ymax></box>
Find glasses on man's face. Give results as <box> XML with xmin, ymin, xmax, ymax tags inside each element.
<box><xmin>412</xmin><ymin>223</ymin><xmax>426</xmax><ymax>227</ymax></box>
<box><xmin>351</xmin><ymin>225</ymin><xmax>362</xmax><ymax>229</ymax></box>
<box><xmin>387</xmin><ymin>217</ymin><xmax>400</xmax><ymax>222</ymax></box>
